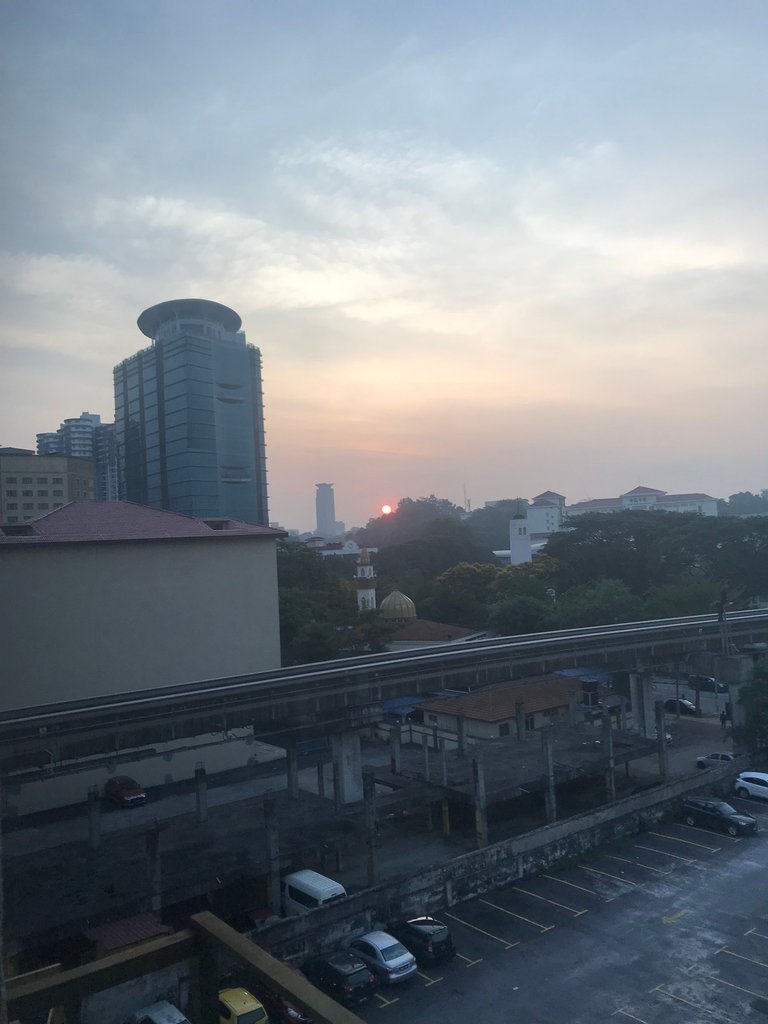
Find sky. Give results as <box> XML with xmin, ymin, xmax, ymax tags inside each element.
<box><xmin>1</xmin><ymin>1</ymin><xmax>767</xmax><ymax>532</ymax></box>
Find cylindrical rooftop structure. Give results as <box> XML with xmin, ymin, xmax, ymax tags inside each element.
<box><xmin>137</xmin><ymin>298</ymin><xmax>242</xmax><ymax>339</ymax></box>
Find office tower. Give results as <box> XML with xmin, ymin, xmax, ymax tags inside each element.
<box><xmin>35</xmin><ymin>411</ymin><xmax>118</xmax><ymax>501</ymax></box>
<box><xmin>0</xmin><ymin>448</ymin><xmax>94</xmax><ymax>522</ymax></box>
<box><xmin>315</xmin><ymin>483</ymin><xmax>335</xmax><ymax>537</ymax></box>
<box><xmin>114</xmin><ymin>298</ymin><xmax>268</xmax><ymax>524</ymax></box>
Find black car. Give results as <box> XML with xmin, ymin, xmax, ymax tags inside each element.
<box><xmin>302</xmin><ymin>952</ymin><xmax>377</xmax><ymax>1009</ymax></box>
<box><xmin>688</xmin><ymin>674</ymin><xmax>728</xmax><ymax>694</ymax></box>
<box><xmin>664</xmin><ymin>698</ymin><xmax>697</xmax><ymax>715</ymax></box>
<box><xmin>681</xmin><ymin>798</ymin><xmax>758</xmax><ymax>836</ymax></box>
<box><xmin>386</xmin><ymin>916</ymin><xmax>456</xmax><ymax>966</ymax></box>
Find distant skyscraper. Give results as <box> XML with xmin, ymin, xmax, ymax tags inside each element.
<box><xmin>316</xmin><ymin>482</ymin><xmax>345</xmax><ymax>537</ymax></box>
<box><xmin>114</xmin><ymin>299</ymin><xmax>268</xmax><ymax>524</ymax></box>
<box><xmin>35</xmin><ymin>411</ymin><xmax>118</xmax><ymax>501</ymax></box>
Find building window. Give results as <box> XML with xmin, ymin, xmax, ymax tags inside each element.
<box><xmin>22</xmin><ymin>477</ymin><xmax>32</xmax><ymax>484</ymax></box>
<box><xmin>22</xmin><ymin>490</ymin><xmax>32</xmax><ymax>497</ymax></box>
<box><xmin>52</xmin><ymin>477</ymin><xmax>62</xmax><ymax>483</ymax></box>
<box><xmin>6</xmin><ymin>516</ymin><xmax>18</xmax><ymax>522</ymax></box>
<box><xmin>6</xmin><ymin>490</ymin><xmax>16</xmax><ymax>497</ymax></box>
<box><xmin>37</xmin><ymin>503</ymin><xmax>49</xmax><ymax>510</ymax></box>
<box><xmin>37</xmin><ymin>477</ymin><xmax>48</xmax><ymax>484</ymax></box>
<box><xmin>53</xmin><ymin>489</ymin><xmax>63</xmax><ymax>497</ymax></box>
<box><xmin>54</xmin><ymin>503</ymin><xmax>63</xmax><ymax>508</ymax></box>
<box><xmin>428</xmin><ymin>714</ymin><xmax>438</xmax><ymax>723</ymax></box>
<box><xmin>37</xmin><ymin>490</ymin><xmax>48</xmax><ymax>497</ymax></box>
<box><xmin>499</xmin><ymin>722</ymin><xmax>510</xmax><ymax>737</ymax></box>
<box><xmin>6</xmin><ymin>503</ymin><xmax>17</xmax><ymax>510</ymax></box>
<box><xmin>6</xmin><ymin>477</ymin><xmax>16</xmax><ymax>483</ymax></box>
<box><xmin>22</xmin><ymin>503</ymin><xmax>33</xmax><ymax>510</ymax></box>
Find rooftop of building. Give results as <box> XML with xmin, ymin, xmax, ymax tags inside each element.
<box><xmin>418</xmin><ymin>674</ymin><xmax>582</xmax><ymax>722</ymax></box>
<box><xmin>137</xmin><ymin>298</ymin><xmax>242</xmax><ymax>339</ymax></box>
<box><xmin>387</xmin><ymin>619</ymin><xmax>480</xmax><ymax>644</ymax></box>
<box><xmin>0</xmin><ymin>501</ymin><xmax>285</xmax><ymax>546</ymax></box>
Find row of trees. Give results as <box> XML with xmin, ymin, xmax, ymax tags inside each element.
<box><xmin>278</xmin><ymin>496</ymin><xmax>768</xmax><ymax>663</ymax></box>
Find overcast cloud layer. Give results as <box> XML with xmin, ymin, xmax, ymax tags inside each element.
<box><xmin>1</xmin><ymin>1</ymin><xmax>766</xmax><ymax>530</ymax></box>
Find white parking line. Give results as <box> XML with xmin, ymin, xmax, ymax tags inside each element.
<box><xmin>513</xmin><ymin>885</ymin><xmax>588</xmax><ymax>916</ymax></box>
<box><xmin>652</xmin><ymin>984</ymin><xmax>740</xmax><ymax>1024</ymax></box>
<box><xmin>633</xmin><ymin>844</ymin><xmax>695</xmax><ymax>864</ymax></box>
<box><xmin>579</xmin><ymin>865</ymin><xmax>638</xmax><ymax>886</ymax></box>
<box><xmin>608</xmin><ymin>855</ymin><xmax>670</xmax><ymax>875</ymax></box>
<box><xmin>647</xmin><ymin>830</ymin><xmax>720</xmax><ymax>852</ymax></box>
<box><xmin>479</xmin><ymin>897</ymin><xmax>553</xmax><ymax>932</ymax></box>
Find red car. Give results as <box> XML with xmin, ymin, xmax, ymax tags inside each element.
<box><xmin>104</xmin><ymin>776</ymin><xmax>146</xmax><ymax>807</ymax></box>
<box><xmin>247</xmin><ymin>962</ymin><xmax>312</xmax><ymax>1024</ymax></box>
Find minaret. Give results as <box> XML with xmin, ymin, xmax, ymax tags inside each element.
<box><xmin>355</xmin><ymin>548</ymin><xmax>377</xmax><ymax>613</ymax></box>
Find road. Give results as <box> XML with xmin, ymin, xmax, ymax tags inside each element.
<box><xmin>350</xmin><ymin>791</ymin><xmax>768</xmax><ymax>1023</ymax></box>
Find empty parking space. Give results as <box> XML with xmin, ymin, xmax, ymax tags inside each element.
<box><xmin>357</xmin><ymin>812</ymin><xmax>767</xmax><ymax>1020</ymax></box>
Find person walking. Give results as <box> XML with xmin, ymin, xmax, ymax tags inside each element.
<box><xmin>720</xmin><ymin>709</ymin><xmax>728</xmax><ymax>732</ymax></box>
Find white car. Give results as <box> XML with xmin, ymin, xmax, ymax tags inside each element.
<box><xmin>696</xmin><ymin>751</ymin><xmax>736</xmax><ymax>770</ymax></box>
<box><xmin>735</xmin><ymin>772</ymin><xmax>768</xmax><ymax>800</ymax></box>
<box><xmin>347</xmin><ymin>930</ymin><xmax>417</xmax><ymax>984</ymax></box>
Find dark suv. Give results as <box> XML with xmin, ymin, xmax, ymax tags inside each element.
<box><xmin>681</xmin><ymin>798</ymin><xmax>757</xmax><ymax>836</ymax></box>
<box><xmin>302</xmin><ymin>952</ymin><xmax>377</xmax><ymax>1009</ymax></box>
<box><xmin>386</xmin><ymin>916</ymin><xmax>456</xmax><ymax>966</ymax></box>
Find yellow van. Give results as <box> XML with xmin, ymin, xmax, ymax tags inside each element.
<box><xmin>218</xmin><ymin>987</ymin><xmax>268</xmax><ymax>1024</ymax></box>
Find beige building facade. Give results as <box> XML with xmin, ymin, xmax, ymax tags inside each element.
<box><xmin>0</xmin><ymin>502</ymin><xmax>284</xmax><ymax>710</ymax></box>
<box><xmin>0</xmin><ymin>448</ymin><xmax>94</xmax><ymax>523</ymax></box>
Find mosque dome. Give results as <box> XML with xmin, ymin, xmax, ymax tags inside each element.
<box><xmin>379</xmin><ymin>589</ymin><xmax>417</xmax><ymax>620</ymax></box>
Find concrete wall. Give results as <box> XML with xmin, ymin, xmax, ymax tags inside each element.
<box><xmin>3</xmin><ymin>735</ymin><xmax>284</xmax><ymax>816</ymax></box>
<box><xmin>82</xmin><ymin>959</ymin><xmax>192</xmax><ymax>1024</ymax></box>
<box><xmin>252</xmin><ymin>761</ymin><xmax>744</xmax><ymax>962</ymax></box>
<box><xmin>0</xmin><ymin>535</ymin><xmax>281</xmax><ymax>709</ymax></box>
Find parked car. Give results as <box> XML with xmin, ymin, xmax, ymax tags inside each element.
<box><xmin>104</xmin><ymin>775</ymin><xmax>146</xmax><ymax>806</ymax></box>
<box><xmin>681</xmin><ymin>798</ymin><xmax>757</xmax><ymax>836</ymax></box>
<box><xmin>346</xmin><ymin>931</ymin><xmax>417</xmax><ymax>984</ymax></box>
<box><xmin>302</xmin><ymin>952</ymin><xmax>377</xmax><ymax>1009</ymax></box>
<box><xmin>386</xmin><ymin>916</ymin><xmax>456</xmax><ymax>966</ymax></box>
<box><xmin>218</xmin><ymin>987</ymin><xmax>267</xmax><ymax>1024</ymax></box>
<box><xmin>247</xmin><ymin>962</ymin><xmax>312</xmax><ymax>1023</ymax></box>
<box><xmin>127</xmin><ymin>1001</ymin><xmax>191</xmax><ymax>1024</ymax></box>
<box><xmin>696</xmin><ymin>751</ymin><xmax>736</xmax><ymax>769</ymax></box>
<box><xmin>664</xmin><ymin>698</ymin><xmax>697</xmax><ymax>715</ymax></box>
<box><xmin>735</xmin><ymin>771</ymin><xmax>768</xmax><ymax>801</ymax></box>
<box><xmin>688</xmin><ymin>674</ymin><xmax>728</xmax><ymax>694</ymax></box>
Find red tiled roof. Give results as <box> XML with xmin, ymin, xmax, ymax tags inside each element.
<box><xmin>567</xmin><ymin>497</ymin><xmax>620</xmax><ymax>509</ymax></box>
<box><xmin>389</xmin><ymin>619</ymin><xmax>478</xmax><ymax>643</ymax></box>
<box><xmin>0</xmin><ymin>501</ymin><xmax>285</xmax><ymax>545</ymax></box>
<box><xmin>419</xmin><ymin>674</ymin><xmax>581</xmax><ymax>722</ymax></box>
<box><xmin>85</xmin><ymin>913</ymin><xmax>172</xmax><ymax>952</ymax></box>
<box><xmin>660</xmin><ymin>493</ymin><xmax>715</xmax><ymax>502</ymax></box>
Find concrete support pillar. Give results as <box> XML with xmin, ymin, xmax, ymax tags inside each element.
<box><xmin>88</xmin><ymin>785</ymin><xmax>101</xmax><ymax>849</ymax></box>
<box><xmin>629</xmin><ymin>671</ymin><xmax>655</xmax><ymax>738</ymax></box>
<box><xmin>264</xmin><ymin>797</ymin><xmax>281</xmax><ymax>915</ymax></box>
<box><xmin>602</xmin><ymin>713</ymin><xmax>616</xmax><ymax>802</ymax></box>
<box><xmin>426</xmin><ymin>803</ymin><xmax>434</xmax><ymax>832</ymax></box>
<box><xmin>472</xmin><ymin>758</ymin><xmax>488</xmax><ymax>849</ymax></box>
<box><xmin>568</xmin><ymin>693</ymin><xmax>579</xmax><ymax>726</ymax></box>
<box><xmin>440</xmin><ymin>742</ymin><xmax>448</xmax><ymax>786</ymax></box>
<box><xmin>655</xmin><ymin>701</ymin><xmax>668</xmax><ymax>780</ymax></box>
<box><xmin>457</xmin><ymin>715</ymin><xmax>467</xmax><ymax>757</ymax></box>
<box><xmin>432</xmin><ymin>726</ymin><xmax>440</xmax><ymax>750</ymax></box>
<box><xmin>515</xmin><ymin>702</ymin><xmax>526</xmax><ymax>742</ymax></box>
<box><xmin>316</xmin><ymin>759</ymin><xmax>326</xmax><ymax>799</ymax></box>
<box><xmin>286</xmin><ymin>742</ymin><xmax>299</xmax><ymax>800</ymax></box>
<box><xmin>541</xmin><ymin>729</ymin><xmax>557</xmax><ymax>825</ymax></box>
<box><xmin>145</xmin><ymin>822</ymin><xmax>162</xmax><ymax>913</ymax></box>
<box><xmin>363</xmin><ymin>767</ymin><xmax>377</xmax><ymax>886</ymax></box>
<box><xmin>422</xmin><ymin>733</ymin><xmax>431</xmax><ymax>781</ymax></box>
<box><xmin>195</xmin><ymin>765</ymin><xmax>208</xmax><ymax>823</ymax></box>
<box><xmin>390</xmin><ymin>725</ymin><xmax>402</xmax><ymax>774</ymax></box>
<box><xmin>618</xmin><ymin>697</ymin><xmax>627</xmax><ymax>732</ymax></box>
<box><xmin>331</xmin><ymin>731</ymin><xmax>363</xmax><ymax>805</ymax></box>
<box><xmin>441</xmin><ymin>798</ymin><xmax>451</xmax><ymax>837</ymax></box>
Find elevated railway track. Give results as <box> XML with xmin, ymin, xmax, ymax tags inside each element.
<box><xmin>2</xmin><ymin>610</ymin><xmax>766</xmax><ymax>760</ymax></box>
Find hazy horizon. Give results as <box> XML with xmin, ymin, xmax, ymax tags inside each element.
<box><xmin>2</xmin><ymin>2</ymin><xmax>766</xmax><ymax>532</ymax></box>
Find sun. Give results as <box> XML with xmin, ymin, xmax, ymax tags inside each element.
<box><xmin>381</xmin><ymin>504</ymin><xmax>393</xmax><ymax>516</ymax></box>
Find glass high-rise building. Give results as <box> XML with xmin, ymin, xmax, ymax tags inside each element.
<box><xmin>114</xmin><ymin>298</ymin><xmax>268</xmax><ymax>525</ymax></box>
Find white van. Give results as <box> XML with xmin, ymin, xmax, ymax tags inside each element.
<box><xmin>282</xmin><ymin>869</ymin><xmax>347</xmax><ymax>916</ymax></box>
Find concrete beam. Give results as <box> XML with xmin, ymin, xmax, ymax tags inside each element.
<box><xmin>190</xmin><ymin>912</ymin><xmax>366</xmax><ymax>1024</ymax></box>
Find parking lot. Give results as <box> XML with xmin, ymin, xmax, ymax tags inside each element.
<box><xmin>351</xmin><ymin>788</ymin><xmax>768</xmax><ymax>1023</ymax></box>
